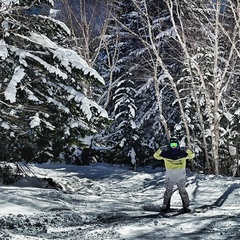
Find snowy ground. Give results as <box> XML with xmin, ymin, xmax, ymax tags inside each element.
<box><xmin>0</xmin><ymin>163</ymin><xmax>240</xmax><ymax>240</ymax></box>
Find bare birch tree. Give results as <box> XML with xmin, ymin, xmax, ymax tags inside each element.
<box><xmin>165</xmin><ymin>0</ymin><xmax>240</xmax><ymax>174</ymax></box>
<box><xmin>58</xmin><ymin>0</ymin><xmax>109</xmax><ymax>97</ymax></box>
<box><xmin>116</xmin><ymin>0</ymin><xmax>239</xmax><ymax>174</ymax></box>
<box><xmin>97</xmin><ymin>5</ymin><xmax>122</xmax><ymax>110</ymax></box>
<box><xmin>117</xmin><ymin>0</ymin><xmax>191</xmax><ymax>143</ymax></box>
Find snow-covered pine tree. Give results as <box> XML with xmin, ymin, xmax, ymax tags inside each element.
<box><xmin>96</xmin><ymin>0</ymin><xmax>184</xmax><ymax>165</ymax></box>
<box><xmin>132</xmin><ymin>0</ymin><xmax>182</xmax><ymax>143</ymax></box>
<box><xmin>110</xmin><ymin>78</ymin><xmax>140</xmax><ymax>166</ymax></box>
<box><xmin>93</xmin><ymin>0</ymin><xmax>147</xmax><ymax>166</ymax></box>
<box><xmin>0</xmin><ymin>0</ymin><xmax>108</xmax><ymax>163</ymax></box>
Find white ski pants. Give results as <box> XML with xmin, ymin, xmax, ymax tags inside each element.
<box><xmin>162</xmin><ymin>177</ymin><xmax>190</xmax><ymax>209</ymax></box>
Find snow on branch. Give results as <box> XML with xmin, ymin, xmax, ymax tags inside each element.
<box><xmin>60</xmin><ymin>85</ymin><xmax>108</xmax><ymax>121</ymax></box>
<box><xmin>29</xmin><ymin>112</ymin><xmax>55</xmax><ymax>130</ymax></box>
<box><xmin>0</xmin><ymin>40</ymin><xmax>8</xmax><ymax>60</ymax></box>
<box><xmin>38</xmin><ymin>15</ymin><xmax>71</xmax><ymax>36</ymax></box>
<box><xmin>4</xmin><ymin>66</ymin><xmax>25</xmax><ymax>103</ymax></box>
<box><xmin>46</xmin><ymin>96</ymin><xmax>70</xmax><ymax>113</ymax></box>
<box><xmin>0</xmin><ymin>0</ymin><xmax>18</xmax><ymax>11</ymax></box>
<box><xmin>156</xmin><ymin>26</ymin><xmax>176</xmax><ymax>39</ymax></box>
<box><xmin>53</xmin><ymin>48</ymin><xmax>105</xmax><ymax>84</ymax></box>
<box><xmin>25</xmin><ymin>51</ymin><xmax>68</xmax><ymax>79</ymax></box>
<box><xmin>27</xmin><ymin>32</ymin><xmax>105</xmax><ymax>84</ymax></box>
<box><xmin>13</xmin><ymin>32</ymin><xmax>105</xmax><ymax>84</ymax></box>
<box><xmin>29</xmin><ymin>113</ymin><xmax>41</xmax><ymax>128</ymax></box>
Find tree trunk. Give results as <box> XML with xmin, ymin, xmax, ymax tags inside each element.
<box><xmin>212</xmin><ymin>1</ymin><xmax>221</xmax><ymax>175</ymax></box>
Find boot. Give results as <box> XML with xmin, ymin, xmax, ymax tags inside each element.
<box><xmin>161</xmin><ymin>198</ymin><xmax>171</xmax><ymax>212</ymax></box>
<box><xmin>182</xmin><ymin>206</ymin><xmax>191</xmax><ymax>213</ymax></box>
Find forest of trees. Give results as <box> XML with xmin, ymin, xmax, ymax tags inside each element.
<box><xmin>0</xmin><ymin>0</ymin><xmax>239</xmax><ymax>176</ymax></box>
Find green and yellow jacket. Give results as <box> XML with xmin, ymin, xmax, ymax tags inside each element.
<box><xmin>154</xmin><ymin>148</ymin><xmax>195</xmax><ymax>180</ymax></box>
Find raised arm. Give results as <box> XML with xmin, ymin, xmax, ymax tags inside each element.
<box><xmin>153</xmin><ymin>149</ymin><xmax>164</xmax><ymax>160</ymax></box>
<box><xmin>186</xmin><ymin>149</ymin><xmax>195</xmax><ymax>159</ymax></box>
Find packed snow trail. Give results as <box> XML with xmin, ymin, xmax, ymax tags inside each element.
<box><xmin>0</xmin><ymin>163</ymin><xmax>240</xmax><ymax>239</ymax></box>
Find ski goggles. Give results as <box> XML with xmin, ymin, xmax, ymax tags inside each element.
<box><xmin>170</xmin><ymin>142</ymin><xmax>178</xmax><ymax>148</ymax></box>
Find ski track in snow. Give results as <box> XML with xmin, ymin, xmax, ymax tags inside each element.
<box><xmin>0</xmin><ymin>163</ymin><xmax>240</xmax><ymax>240</ymax></box>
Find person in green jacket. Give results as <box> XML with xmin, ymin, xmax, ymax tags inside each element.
<box><xmin>154</xmin><ymin>137</ymin><xmax>195</xmax><ymax>213</ymax></box>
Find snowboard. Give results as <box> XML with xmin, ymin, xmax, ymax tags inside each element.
<box><xmin>142</xmin><ymin>204</ymin><xmax>191</xmax><ymax>217</ymax></box>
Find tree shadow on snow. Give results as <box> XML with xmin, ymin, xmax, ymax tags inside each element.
<box><xmin>197</xmin><ymin>183</ymin><xmax>240</xmax><ymax>210</ymax></box>
<box><xmin>142</xmin><ymin>174</ymin><xmax>165</xmax><ymax>191</ymax></box>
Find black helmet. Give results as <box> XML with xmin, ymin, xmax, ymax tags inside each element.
<box><xmin>169</xmin><ymin>137</ymin><xmax>179</xmax><ymax>149</ymax></box>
